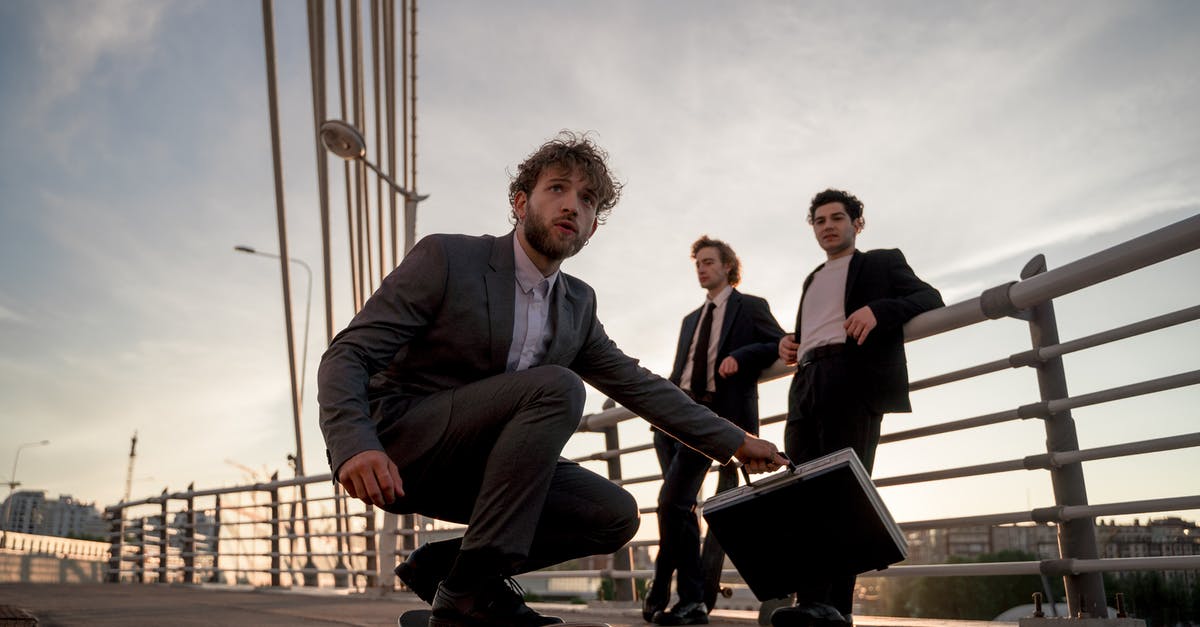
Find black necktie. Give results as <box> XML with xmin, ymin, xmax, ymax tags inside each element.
<box><xmin>690</xmin><ymin>302</ymin><xmax>717</xmax><ymax>396</ymax></box>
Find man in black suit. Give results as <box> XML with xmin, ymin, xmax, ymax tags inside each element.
<box><xmin>317</xmin><ymin>132</ymin><xmax>787</xmax><ymax>627</ymax></box>
<box><xmin>646</xmin><ymin>236</ymin><xmax>785</xmax><ymax>625</ymax></box>
<box><xmin>773</xmin><ymin>189</ymin><xmax>943</xmax><ymax>627</ymax></box>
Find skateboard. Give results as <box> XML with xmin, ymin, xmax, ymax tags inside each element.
<box><xmin>701</xmin><ymin>464</ymin><xmax>740</xmax><ymax>612</ymax></box>
<box><xmin>399</xmin><ymin>609</ymin><xmax>610</xmax><ymax>627</ymax></box>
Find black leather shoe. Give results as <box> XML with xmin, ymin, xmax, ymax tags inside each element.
<box><xmin>395</xmin><ymin>542</ymin><xmax>457</xmax><ymax>604</ymax></box>
<box><xmin>770</xmin><ymin>601</ymin><xmax>849</xmax><ymax>627</ymax></box>
<box><xmin>429</xmin><ymin>579</ymin><xmax>563</xmax><ymax>627</ymax></box>
<box><xmin>642</xmin><ymin>583</ymin><xmax>669</xmax><ymax>622</ymax></box>
<box><xmin>653</xmin><ymin>600</ymin><xmax>709</xmax><ymax>625</ymax></box>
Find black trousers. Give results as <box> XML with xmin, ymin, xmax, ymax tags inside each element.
<box><xmin>649</xmin><ymin>425</ymin><xmax>713</xmax><ymax>604</ymax></box>
<box><xmin>381</xmin><ymin>366</ymin><xmax>641</xmax><ymax>576</ymax></box>
<box><xmin>784</xmin><ymin>353</ymin><xmax>882</xmax><ymax>616</ymax></box>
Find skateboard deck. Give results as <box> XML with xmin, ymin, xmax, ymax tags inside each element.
<box><xmin>399</xmin><ymin>609</ymin><xmax>610</xmax><ymax>627</ymax></box>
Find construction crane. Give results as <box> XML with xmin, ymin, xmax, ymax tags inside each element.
<box><xmin>123</xmin><ymin>431</ymin><xmax>137</xmax><ymax>502</ymax></box>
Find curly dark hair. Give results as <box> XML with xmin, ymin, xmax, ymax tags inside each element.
<box><xmin>691</xmin><ymin>235</ymin><xmax>741</xmax><ymax>288</ymax></box>
<box><xmin>508</xmin><ymin>131</ymin><xmax>623</xmax><ymax>225</ymax></box>
<box><xmin>807</xmin><ymin>188</ymin><xmax>864</xmax><ymax>224</ymax></box>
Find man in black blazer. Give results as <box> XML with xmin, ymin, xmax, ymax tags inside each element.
<box><xmin>646</xmin><ymin>236</ymin><xmax>784</xmax><ymax>625</ymax></box>
<box><xmin>773</xmin><ymin>189</ymin><xmax>943</xmax><ymax>627</ymax></box>
<box><xmin>317</xmin><ymin>133</ymin><xmax>786</xmax><ymax>627</ymax></box>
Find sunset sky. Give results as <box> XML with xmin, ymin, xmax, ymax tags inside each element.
<box><xmin>1</xmin><ymin>0</ymin><xmax>1197</xmax><ymax>531</ymax></box>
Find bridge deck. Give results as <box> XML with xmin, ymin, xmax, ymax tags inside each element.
<box><xmin>0</xmin><ymin>583</ymin><xmax>1016</xmax><ymax>626</ymax></box>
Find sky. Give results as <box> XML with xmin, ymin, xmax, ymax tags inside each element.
<box><xmin>0</xmin><ymin>0</ymin><xmax>1198</xmax><ymax>534</ymax></box>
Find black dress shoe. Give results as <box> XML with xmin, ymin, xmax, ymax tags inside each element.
<box><xmin>653</xmin><ymin>600</ymin><xmax>709</xmax><ymax>625</ymax></box>
<box><xmin>642</xmin><ymin>583</ymin><xmax>669</xmax><ymax>622</ymax></box>
<box><xmin>395</xmin><ymin>542</ymin><xmax>458</xmax><ymax>604</ymax></box>
<box><xmin>429</xmin><ymin>579</ymin><xmax>563</xmax><ymax>627</ymax></box>
<box><xmin>770</xmin><ymin>601</ymin><xmax>849</xmax><ymax>627</ymax></box>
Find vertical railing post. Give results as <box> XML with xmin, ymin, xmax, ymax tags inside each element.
<box><xmin>603</xmin><ymin>424</ymin><xmax>635</xmax><ymax>602</ymax></box>
<box><xmin>269</xmin><ymin>479</ymin><xmax>283</xmax><ymax>587</ymax></box>
<box><xmin>365</xmin><ymin>505</ymin><xmax>380</xmax><ymax>589</ymax></box>
<box><xmin>136</xmin><ymin>517</ymin><xmax>147</xmax><ymax>584</ymax></box>
<box><xmin>211</xmin><ymin>494</ymin><xmax>223</xmax><ymax>583</ymax></box>
<box><xmin>378</xmin><ymin>511</ymin><xmax>397</xmax><ymax>591</ymax></box>
<box><xmin>184</xmin><ymin>484</ymin><xmax>196</xmax><ymax>584</ymax></box>
<box><xmin>105</xmin><ymin>506</ymin><xmax>124</xmax><ymax>583</ymax></box>
<box><xmin>157</xmin><ymin>499</ymin><xmax>169</xmax><ymax>583</ymax></box>
<box><xmin>333</xmin><ymin>485</ymin><xmax>350</xmax><ymax>587</ymax></box>
<box><xmin>1021</xmin><ymin>255</ymin><xmax>1107</xmax><ymax>618</ymax></box>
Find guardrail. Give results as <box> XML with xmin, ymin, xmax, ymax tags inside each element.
<box><xmin>103</xmin><ymin>213</ymin><xmax>1200</xmax><ymax>619</ymax></box>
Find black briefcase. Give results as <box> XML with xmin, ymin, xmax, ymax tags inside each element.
<box><xmin>700</xmin><ymin>448</ymin><xmax>907</xmax><ymax>601</ymax></box>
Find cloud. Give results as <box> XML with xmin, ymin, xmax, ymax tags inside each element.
<box><xmin>0</xmin><ymin>302</ymin><xmax>23</xmax><ymax>323</ymax></box>
<box><xmin>31</xmin><ymin>0</ymin><xmax>170</xmax><ymax>111</ymax></box>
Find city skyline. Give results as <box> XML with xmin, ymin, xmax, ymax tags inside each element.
<box><xmin>1</xmin><ymin>0</ymin><xmax>1198</xmax><ymax>531</ymax></box>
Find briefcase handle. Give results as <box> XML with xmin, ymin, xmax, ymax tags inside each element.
<box><xmin>739</xmin><ymin>452</ymin><xmax>797</xmax><ymax>485</ymax></box>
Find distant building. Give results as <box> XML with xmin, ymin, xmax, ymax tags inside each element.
<box><xmin>1</xmin><ymin>490</ymin><xmax>107</xmax><ymax>539</ymax></box>
<box><xmin>902</xmin><ymin>517</ymin><xmax>1198</xmax><ymax>584</ymax></box>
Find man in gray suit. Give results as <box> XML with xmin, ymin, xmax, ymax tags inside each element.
<box><xmin>317</xmin><ymin>132</ymin><xmax>786</xmax><ymax>627</ymax></box>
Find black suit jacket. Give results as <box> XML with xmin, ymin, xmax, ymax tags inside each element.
<box><xmin>318</xmin><ymin>232</ymin><xmax>747</xmax><ymax>475</ymax></box>
<box><xmin>669</xmin><ymin>290</ymin><xmax>784</xmax><ymax>434</ymax></box>
<box><xmin>794</xmin><ymin>249</ymin><xmax>943</xmax><ymax>414</ymax></box>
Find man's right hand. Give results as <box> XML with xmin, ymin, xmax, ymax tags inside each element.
<box><xmin>779</xmin><ymin>333</ymin><xmax>799</xmax><ymax>365</ymax></box>
<box><xmin>734</xmin><ymin>434</ymin><xmax>788</xmax><ymax>474</ymax></box>
<box><xmin>337</xmin><ymin>450</ymin><xmax>403</xmax><ymax>507</ymax></box>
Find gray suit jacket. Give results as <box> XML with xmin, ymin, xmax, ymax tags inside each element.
<box><xmin>318</xmin><ymin>231</ymin><xmax>746</xmax><ymax>476</ymax></box>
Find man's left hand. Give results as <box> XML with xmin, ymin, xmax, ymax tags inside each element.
<box><xmin>844</xmin><ymin>306</ymin><xmax>877</xmax><ymax>345</ymax></box>
<box><xmin>718</xmin><ymin>356</ymin><xmax>739</xmax><ymax>378</ymax></box>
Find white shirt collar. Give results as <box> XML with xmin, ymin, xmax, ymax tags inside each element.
<box><xmin>513</xmin><ymin>234</ymin><xmax>559</xmax><ymax>295</ymax></box>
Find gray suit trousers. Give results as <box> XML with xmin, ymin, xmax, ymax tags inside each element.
<box><xmin>379</xmin><ymin>365</ymin><xmax>640</xmax><ymax>574</ymax></box>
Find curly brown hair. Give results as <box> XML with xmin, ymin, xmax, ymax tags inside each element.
<box><xmin>508</xmin><ymin>131</ymin><xmax>623</xmax><ymax>224</ymax></box>
<box><xmin>691</xmin><ymin>235</ymin><xmax>741</xmax><ymax>287</ymax></box>
<box><xmin>807</xmin><ymin>188</ymin><xmax>865</xmax><ymax>224</ymax></box>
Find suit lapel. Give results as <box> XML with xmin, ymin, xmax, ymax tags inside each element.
<box><xmin>543</xmin><ymin>277</ymin><xmax>576</xmax><ymax>365</ymax></box>
<box><xmin>673</xmin><ymin>308</ymin><xmax>701</xmax><ymax>379</ymax></box>
<box><xmin>844</xmin><ymin>250</ymin><xmax>864</xmax><ymax>314</ymax></box>
<box><xmin>486</xmin><ymin>233</ymin><xmax>517</xmax><ymax>372</ymax></box>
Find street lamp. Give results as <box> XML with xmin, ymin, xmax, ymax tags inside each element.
<box><xmin>3</xmin><ymin>440</ymin><xmax>50</xmax><ymax>531</ymax></box>
<box><xmin>319</xmin><ymin>119</ymin><xmax>428</xmax><ymax>254</ymax></box>
<box><xmin>233</xmin><ymin>246</ymin><xmax>319</xmax><ymax>586</ymax></box>
<box><xmin>233</xmin><ymin>246</ymin><xmax>313</xmax><ymax>418</ymax></box>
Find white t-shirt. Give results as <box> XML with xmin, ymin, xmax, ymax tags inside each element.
<box><xmin>798</xmin><ymin>254</ymin><xmax>851</xmax><ymax>357</ymax></box>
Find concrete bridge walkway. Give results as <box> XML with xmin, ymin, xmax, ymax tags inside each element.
<box><xmin>0</xmin><ymin>583</ymin><xmax>1015</xmax><ymax>627</ymax></box>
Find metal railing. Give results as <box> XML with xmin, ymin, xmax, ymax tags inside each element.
<box><xmin>103</xmin><ymin>213</ymin><xmax>1200</xmax><ymax>618</ymax></box>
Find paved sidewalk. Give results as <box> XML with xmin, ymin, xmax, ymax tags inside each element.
<box><xmin>0</xmin><ymin>583</ymin><xmax>756</xmax><ymax>627</ymax></box>
<box><xmin>0</xmin><ymin>583</ymin><xmax>1017</xmax><ymax>626</ymax></box>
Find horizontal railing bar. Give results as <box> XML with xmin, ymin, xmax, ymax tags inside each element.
<box><xmin>899</xmin><ymin>511</ymin><xmax>1033</xmax><ymax>530</ymax></box>
<box><xmin>1047</xmin><ymin>369</ymin><xmax>1200</xmax><ymax>414</ymax></box>
<box><xmin>878</xmin><ymin>431</ymin><xmax>1200</xmax><ymax>487</ymax></box>
<box><xmin>909</xmin><ymin>358</ymin><xmax>1012</xmax><ymax>392</ymax></box>
<box><xmin>864</xmin><ymin>555</ymin><xmax>1200</xmax><ymax>578</ymax></box>
<box><xmin>1041</xmin><ymin>304</ymin><xmax>1200</xmax><ymax>361</ymax></box>
<box><xmin>899</xmin><ymin>494</ymin><xmax>1200</xmax><ymax>530</ymax></box>
<box><xmin>875</xmin><ymin>459</ymin><xmax>1027</xmax><ymax>487</ymax></box>
<box><xmin>908</xmin><ymin>305</ymin><xmax>1200</xmax><ymax>392</ymax></box>
<box><xmin>885</xmin><ymin>369</ymin><xmax>1199</xmax><ymax>445</ymax></box>
<box><xmin>881</xmin><ymin>408</ymin><xmax>1023</xmax><ymax>444</ymax></box>
<box><xmin>905</xmin><ymin>213</ymin><xmax>1200</xmax><ymax>341</ymax></box>
<box><xmin>1045</xmin><ymin>431</ymin><xmax>1200</xmax><ymax>467</ymax></box>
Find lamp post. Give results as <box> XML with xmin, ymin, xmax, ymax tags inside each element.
<box><xmin>319</xmin><ymin>119</ymin><xmax>428</xmax><ymax>254</ymax></box>
<box><xmin>233</xmin><ymin>245</ymin><xmax>317</xmax><ymax>585</ymax></box>
<box><xmin>3</xmin><ymin>440</ymin><xmax>50</xmax><ymax>531</ymax></box>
